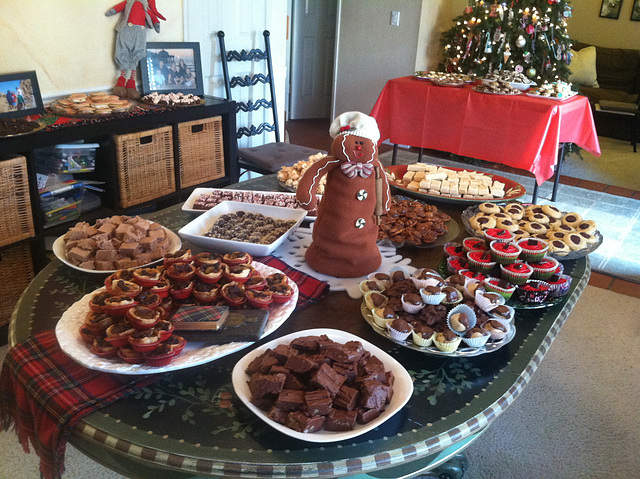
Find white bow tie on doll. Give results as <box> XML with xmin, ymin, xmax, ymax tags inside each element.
<box><xmin>341</xmin><ymin>161</ymin><xmax>374</xmax><ymax>178</ymax></box>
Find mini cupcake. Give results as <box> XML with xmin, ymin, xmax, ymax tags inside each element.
<box><xmin>483</xmin><ymin>228</ymin><xmax>515</xmax><ymax>244</ymax></box>
<box><xmin>419</xmin><ymin>285</ymin><xmax>446</xmax><ymax>305</ymax></box>
<box><xmin>481</xmin><ymin>319</ymin><xmax>510</xmax><ymax>341</ymax></box>
<box><xmin>467</xmin><ymin>250</ymin><xmax>497</xmax><ymax>274</ymax></box>
<box><xmin>386</xmin><ymin>318</ymin><xmax>414</xmax><ymax>341</ymax></box>
<box><xmin>462</xmin><ymin>237</ymin><xmax>488</xmax><ymax>253</ymax></box>
<box><xmin>528</xmin><ymin>257</ymin><xmax>560</xmax><ymax>280</ymax></box>
<box><xmin>441</xmin><ymin>286</ymin><xmax>463</xmax><ymax>307</ymax></box>
<box><xmin>433</xmin><ymin>330</ymin><xmax>462</xmax><ymax>353</ymax></box>
<box><xmin>411</xmin><ymin>324</ymin><xmax>435</xmax><ymax>347</ymax></box>
<box><xmin>517</xmin><ymin>238</ymin><xmax>549</xmax><ymax>262</ymax></box>
<box><xmin>372</xmin><ymin>306</ymin><xmax>398</xmax><ymax>329</ymax></box>
<box><xmin>447</xmin><ymin>256</ymin><xmax>469</xmax><ymax>275</ymax></box>
<box><xmin>489</xmin><ymin>240</ymin><xmax>522</xmax><ymax>265</ymax></box>
<box><xmin>482</xmin><ymin>277</ymin><xmax>516</xmax><ymax>300</ymax></box>
<box><xmin>401</xmin><ymin>293</ymin><xmax>424</xmax><ymax>314</ymax></box>
<box><xmin>489</xmin><ymin>304</ymin><xmax>516</xmax><ymax>324</ymax></box>
<box><xmin>516</xmin><ymin>280</ymin><xmax>551</xmax><ymax>304</ymax></box>
<box><xmin>546</xmin><ymin>274</ymin><xmax>572</xmax><ymax>298</ymax></box>
<box><xmin>475</xmin><ymin>291</ymin><xmax>505</xmax><ymax>312</ymax></box>
<box><xmin>443</xmin><ymin>242</ymin><xmax>466</xmax><ymax>258</ymax></box>
<box><xmin>364</xmin><ymin>291</ymin><xmax>388</xmax><ymax>311</ymax></box>
<box><xmin>446</xmin><ymin>304</ymin><xmax>477</xmax><ymax>336</ymax></box>
<box><xmin>500</xmin><ymin>262</ymin><xmax>533</xmax><ymax>285</ymax></box>
<box><xmin>463</xmin><ymin>327</ymin><xmax>490</xmax><ymax>348</ymax></box>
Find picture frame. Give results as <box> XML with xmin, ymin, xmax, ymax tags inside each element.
<box><xmin>140</xmin><ymin>42</ymin><xmax>204</xmax><ymax>96</ymax></box>
<box><xmin>632</xmin><ymin>0</ymin><xmax>640</xmax><ymax>20</ymax></box>
<box><xmin>0</xmin><ymin>71</ymin><xmax>44</xmax><ymax>119</ymax></box>
<box><xmin>599</xmin><ymin>0</ymin><xmax>623</xmax><ymax>19</ymax></box>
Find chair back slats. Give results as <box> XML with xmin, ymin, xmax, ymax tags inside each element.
<box><xmin>217</xmin><ymin>30</ymin><xmax>281</xmax><ymax>143</ymax></box>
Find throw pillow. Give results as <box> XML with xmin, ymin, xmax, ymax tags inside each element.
<box><xmin>569</xmin><ymin>46</ymin><xmax>599</xmax><ymax>88</ymax></box>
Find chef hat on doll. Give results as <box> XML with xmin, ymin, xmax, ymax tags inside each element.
<box><xmin>329</xmin><ymin>111</ymin><xmax>380</xmax><ymax>144</ymax></box>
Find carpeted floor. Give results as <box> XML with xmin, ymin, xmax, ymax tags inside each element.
<box><xmin>379</xmin><ymin>149</ymin><xmax>640</xmax><ymax>284</ymax></box>
<box><xmin>1</xmin><ymin>286</ymin><xmax>638</xmax><ymax>478</ymax></box>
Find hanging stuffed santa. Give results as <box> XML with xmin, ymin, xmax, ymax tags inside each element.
<box><xmin>105</xmin><ymin>0</ymin><xmax>166</xmax><ymax>99</ymax></box>
<box><xmin>296</xmin><ymin>112</ymin><xmax>391</xmax><ymax>278</ymax></box>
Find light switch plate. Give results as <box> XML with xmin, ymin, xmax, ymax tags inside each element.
<box><xmin>391</xmin><ymin>10</ymin><xmax>400</xmax><ymax>26</ymax></box>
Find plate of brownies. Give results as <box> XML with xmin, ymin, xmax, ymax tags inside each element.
<box><xmin>232</xmin><ymin>328</ymin><xmax>413</xmax><ymax>442</ymax></box>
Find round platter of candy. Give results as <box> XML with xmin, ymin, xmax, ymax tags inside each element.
<box><xmin>473</xmin><ymin>80</ymin><xmax>522</xmax><ymax>95</ymax></box>
<box><xmin>483</xmin><ymin>70</ymin><xmax>537</xmax><ymax>91</ymax></box>
<box><xmin>461</xmin><ymin>202</ymin><xmax>603</xmax><ymax>261</ymax></box>
<box><xmin>141</xmin><ymin>92</ymin><xmax>205</xmax><ymax>107</ymax></box>
<box><xmin>359</xmin><ymin>266</ymin><xmax>517</xmax><ymax>357</ymax></box>
<box><xmin>376</xmin><ymin>196</ymin><xmax>460</xmax><ymax>249</ymax></box>
<box><xmin>55</xmin><ymin>250</ymin><xmax>298</xmax><ymax>374</ymax></box>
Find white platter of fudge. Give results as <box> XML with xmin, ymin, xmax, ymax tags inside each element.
<box><xmin>53</xmin><ymin>215</ymin><xmax>181</xmax><ymax>273</ymax></box>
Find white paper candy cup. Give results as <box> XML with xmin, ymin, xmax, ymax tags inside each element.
<box><xmin>401</xmin><ymin>294</ymin><xmax>424</xmax><ymax>314</ymax></box>
<box><xmin>419</xmin><ymin>288</ymin><xmax>446</xmax><ymax>305</ymax></box>
<box><xmin>482</xmin><ymin>318</ymin><xmax>511</xmax><ymax>341</ymax></box>
<box><xmin>385</xmin><ymin>319</ymin><xmax>413</xmax><ymax>341</ymax></box>
<box><xmin>462</xmin><ymin>331</ymin><xmax>490</xmax><ymax>348</ymax></box>
<box><xmin>489</xmin><ymin>304</ymin><xmax>516</xmax><ymax>324</ymax></box>
<box><xmin>474</xmin><ymin>291</ymin><xmax>506</xmax><ymax>312</ymax></box>
<box><xmin>446</xmin><ymin>304</ymin><xmax>477</xmax><ymax>336</ymax></box>
<box><xmin>411</xmin><ymin>330</ymin><xmax>434</xmax><ymax>347</ymax></box>
<box><xmin>433</xmin><ymin>334</ymin><xmax>462</xmax><ymax>353</ymax></box>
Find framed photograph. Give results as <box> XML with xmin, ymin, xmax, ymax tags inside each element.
<box><xmin>0</xmin><ymin>71</ymin><xmax>44</xmax><ymax>119</ymax></box>
<box><xmin>632</xmin><ymin>0</ymin><xmax>640</xmax><ymax>20</ymax></box>
<box><xmin>599</xmin><ymin>0</ymin><xmax>623</xmax><ymax>19</ymax></box>
<box><xmin>140</xmin><ymin>42</ymin><xmax>204</xmax><ymax>96</ymax></box>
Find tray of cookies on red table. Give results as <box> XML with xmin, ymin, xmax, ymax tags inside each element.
<box><xmin>461</xmin><ymin>201</ymin><xmax>603</xmax><ymax>260</ymax></box>
<box><xmin>359</xmin><ymin>266</ymin><xmax>517</xmax><ymax>357</ymax></box>
<box><xmin>55</xmin><ymin>250</ymin><xmax>298</xmax><ymax>375</ymax></box>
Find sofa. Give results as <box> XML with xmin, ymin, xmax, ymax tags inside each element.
<box><xmin>570</xmin><ymin>41</ymin><xmax>640</xmax><ymax>105</ymax></box>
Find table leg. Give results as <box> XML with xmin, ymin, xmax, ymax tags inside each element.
<box><xmin>531</xmin><ymin>182</ymin><xmax>538</xmax><ymax>204</ymax></box>
<box><xmin>552</xmin><ymin>143</ymin><xmax>566</xmax><ymax>202</ymax></box>
<box><xmin>392</xmin><ymin>144</ymin><xmax>399</xmax><ymax>165</ymax></box>
<box><xmin>418</xmin><ymin>148</ymin><xmax>424</xmax><ymax>163</ymax></box>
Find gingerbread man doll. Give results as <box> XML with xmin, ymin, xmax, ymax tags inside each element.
<box><xmin>106</xmin><ymin>0</ymin><xmax>165</xmax><ymax>99</ymax></box>
<box><xmin>296</xmin><ymin>112</ymin><xmax>391</xmax><ymax>278</ymax></box>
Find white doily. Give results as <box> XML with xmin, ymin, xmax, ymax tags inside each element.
<box><xmin>274</xmin><ymin>224</ymin><xmax>415</xmax><ymax>299</ymax></box>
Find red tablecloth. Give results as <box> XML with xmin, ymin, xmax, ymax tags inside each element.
<box><xmin>370</xmin><ymin>76</ymin><xmax>601</xmax><ymax>185</ymax></box>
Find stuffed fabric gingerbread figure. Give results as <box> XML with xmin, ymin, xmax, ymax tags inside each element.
<box><xmin>106</xmin><ymin>0</ymin><xmax>165</xmax><ymax>99</ymax></box>
<box><xmin>296</xmin><ymin>112</ymin><xmax>391</xmax><ymax>278</ymax></box>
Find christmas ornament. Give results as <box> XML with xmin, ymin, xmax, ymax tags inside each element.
<box><xmin>548</xmin><ymin>0</ymin><xmax>559</xmax><ymax>3</ymax></box>
<box><xmin>515</xmin><ymin>64</ymin><xmax>524</xmax><ymax>73</ymax></box>
<box><xmin>526</xmin><ymin>67</ymin><xmax>537</xmax><ymax>78</ymax></box>
<box><xmin>494</xmin><ymin>26</ymin><xmax>502</xmax><ymax>42</ymax></box>
<box><xmin>524</xmin><ymin>51</ymin><xmax>532</xmax><ymax>63</ymax></box>
<box><xmin>498</xmin><ymin>3</ymin><xmax>504</xmax><ymax>21</ymax></box>
<box><xmin>563</xmin><ymin>5</ymin><xmax>572</xmax><ymax>17</ymax></box>
<box><xmin>516</xmin><ymin>35</ymin><xmax>526</xmax><ymax>48</ymax></box>
<box><xmin>489</xmin><ymin>1</ymin><xmax>499</xmax><ymax>17</ymax></box>
<box><xmin>485</xmin><ymin>32</ymin><xmax>493</xmax><ymax>53</ymax></box>
<box><xmin>526</xmin><ymin>24</ymin><xmax>535</xmax><ymax>35</ymax></box>
<box><xmin>465</xmin><ymin>6</ymin><xmax>473</xmax><ymax>14</ymax></box>
<box><xmin>503</xmin><ymin>45</ymin><xmax>511</xmax><ymax>63</ymax></box>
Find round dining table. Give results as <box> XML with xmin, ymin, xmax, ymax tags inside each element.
<box><xmin>9</xmin><ymin>174</ymin><xmax>590</xmax><ymax>479</ymax></box>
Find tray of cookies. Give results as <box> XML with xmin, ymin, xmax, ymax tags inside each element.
<box><xmin>384</xmin><ymin>164</ymin><xmax>525</xmax><ymax>205</ymax></box>
<box><xmin>50</xmin><ymin>92</ymin><xmax>135</xmax><ymax>118</ymax></box>
<box><xmin>461</xmin><ymin>202</ymin><xmax>603</xmax><ymax>260</ymax></box>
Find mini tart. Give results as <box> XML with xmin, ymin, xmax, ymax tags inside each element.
<box><xmin>372</xmin><ymin>306</ymin><xmax>398</xmax><ymax>329</ymax></box>
<box><xmin>132</xmin><ymin>291</ymin><xmax>159</xmax><ymax>311</ymax></box>
<box><xmin>364</xmin><ymin>291</ymin><xmax>388</xmax><ymax>311</ymax></box>
<box><xmin>164</xmin><ymin>334</ymin><xmax>187</xmax><ymax>354</ymax></box>
<box><xmin>481</xmin><ymin>319</ymin><xmax>510</xmax><ymax>341</ymax></box>
<box><xmin>152</xmin><ymin>320</ymin><xmax>175</xmax><ymax>341</ymax></box>
<box><xmin>102</xmin><ymin>295</ymin><xmax>137</xmax><ymax>316</ymax></box>
<box><xmin>411</xmin><ymin>324</ymin><xmax>435</xmax><ymax>347</ymax></box>
<box><xmin>194</xmin><ymin>252</ymin><xmax>222</xmax><ymax>267</ymax></box>
<box><xmin>79</xmin><ymin>325</ymin><xmax>103</xmax><ymax>344</ymax></box>
<box><xmin>222</xmin><ymin>251</ymin><xmax>253</xmax><ymax>266</ymax></box>
<box><xmin>460</xmin><ymin>269</ymin><xmax>488</xmax><ymax>283</ymax></box>
<box><xmin>516</xmin><ymin>280</ymin><xmax>551</xmax><ymax>304</ymax></box>
<box><xmin>246</xmin><ymin>289</ymin><xmax>273</xmax><ymax>309</ymax></box>
<box><xmin>386</xmin><ymin>318</ymin><xmax>413</xmax><ymax>341</ymax></box>
<box><xmin>244</xmin><ymin>274</ymin><xmax>267</xmax><ymax>290</ymax></box>
<box><xmin>401</xmin><ymin>293</ymin><xmax>423</xmax><ymax>314</ymax></box>
<box><xmin>220</xmin><ymin>282</ymin><xmax>247</xmax><ymax>306</ymax></box>
<box><xmin>106</xmin><ymin>277</ymin><xmax>143</xmax><ymax>297</ymax></box>
<box><xmin>268</xmin><ymin>283</ymin><xmax>294</xmax><ymax>303</ymax></box>
<box><xmin>169</xmin><ymin>279</ymin><xmax>195</xmax><ymax>299</ymax></box>
<box><xmin>126</xmin><ymin>305</ymin><xmax>162</xmax><ymax>329</ymax></box>
<box><xmin>90</xmin><ymin>338</ymin><xmax>118</xmax><ymax>358</ymax></box>
<box><xmin>163</xmin><ymin>249</ymin><xmax>193</xmax><ymax>267</ymax></box>
<box><xmin>112</xmin><ymin>269</ymin><xmax>136</xmax><ymax>282</ymax></box>
<box><xmin>368</xmin><ymin>272</ymin><xmax>392</xmax><ymax>288</ymax></box>
<box><xmin>500</xmin><ymin>262</ymin><xmax>533</xmax><ymax>285</ymax></box>
<box><xmin>516</xmin><ymin>238</ymin><xmax>549</xmax><ymax>262</ymax></box>
<box><xmin>489</xmin><ymin>240</ymin><xmax>522</xmax><ymax>265</ymax></box>
<box><xmin>104</xmin><ymin>322</ymin><xmax>136</xmax><ymax>347</ymax></box>
<box><xmin>224</xmin><ymin>263</ymin><xmax>256</xmax><ymax>283</ymax></box>
<box><xmin>432</xmin><ymin>330</ymin><xmax>462</xmax><ymax>353</ymax></box>
<box><xmin>467</xmin><ymin>250</ymin><xmax>497</xmax><ymax>274</ymax></box>
<box><xmin>463</xmin><ymin>327</ymin><xmax>490</xmax><ymax>348</ymax></box>
<box><xmin>117</xmin><ymin>344</ymin><xmax>145</xmax><ymax>364</ymax></box>
<box><xmin>132</xmin><ymin>267</ymin><xmax>162</xmax><ymax>287</ymax></box>
<box><xmin>462</xmin><ymin>237</ymin><xmax>488</xmax><ymax>253</ymax></box>
<box><xmin>197</xmin><ymin>263</ymin><xmax>224</xmax><ymax>284</ymax></box>
<box><xmin>443</xmin><ymin>242</ymin><xmax>465</xmax><ymax>258</ymax></box>
<box><xmin>128</xmin><ymin>329</ymin><xmax>162</xmax><ymax>352</ymax></box>
<box><xmin>149</xmin><ymin>278</ymin><xmax>171</xmax><ymax>298</ymax></box>
<box><xmin>528</xmin><ymin>257</ymin><xmax>560</xmax><ymax>280</ymax></box>
<box><xmin>165</xmin><ymin>262</ymin><xmax>197</xmax><ymax>281</ymax></box>
<box><xmin>561</xmin><ymin>212</ymin><xmax>582</xmax><ymax>228</ymax></box>
<box><xmin>482</xmin><ymin>277</ymin><xmax>516</xmax><ymax>300</ymax></box>
<box><xmin>483</xmin><ymin>228</ymin><xmax>515</xmax><ymax>244</ymax></box>
<box><xmin>265</xmin><ymin>272</ymin><xmax>288</xmax><ymax>286</ymax></box>
<box><xmin>84</xmin><ymin>311</ymin><xmax>117</xmax><ymax>333</ymax></box>
<box><xmin>88</xmin><ymin>291</ymin><xmax>114</xmax><ymax>313</ymax></box>
<box><xmin>192</xmin><ymin>281</ymin><xmax>220</xmax><ymax>303</ymax></box>
<box><xmin>144</xmin><ymin>343</ymin><xmax>177</xmax><ymax>367</ymax></box>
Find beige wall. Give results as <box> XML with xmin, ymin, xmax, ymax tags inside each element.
<box><xmin>569</xmin><ymin>0</ymin><xmax>640</xmax><ymax>49</ymax></box>
<box><xmin>0</xmin><ymin>0</ymin><xmax>183</xmax><ymax>100</ymax></box>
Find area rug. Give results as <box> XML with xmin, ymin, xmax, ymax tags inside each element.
<box><xmin>379</xmin><ymin>149</ymin><xmax>640</xmax><ymax>284</ymax></box>
<box><xmin>2</xmin><ymin>286</ymin><xmax>638</xmax><ymax>478</ymax></box>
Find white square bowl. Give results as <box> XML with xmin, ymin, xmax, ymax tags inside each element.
<box><xmin>178</xmin><ymin>200</ymin><xmax>307</xmax><ymax>256</ymax></box>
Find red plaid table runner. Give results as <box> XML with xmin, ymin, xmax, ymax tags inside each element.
<box><xmin>0</xmin><ymin>331</ymin><xmax>158</xmax><ymax>479</ymax></box>
<box><xmin>256</xmin><ymin>255</ymin><xmax>329</xmax><ymax>308</ymax></box>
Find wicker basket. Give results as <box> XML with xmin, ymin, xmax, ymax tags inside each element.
<box><xmin>0</xmin><ymin>156</ymin><xmax>35</xmax><ymax>248</ymax></box>
<box><xmin>114</xmin><ymin>126</ymin><xmax>176</xmax><ymax>208</ymax></box>
<box><xmin>0</xmin><ymin>243</ymin><xmax>34</xmax><ymax>328</ymax></box>
<box><xmin>178</xmin><ymin>116</ymin><xmax>225</xmax><ymax>188</ymax></box>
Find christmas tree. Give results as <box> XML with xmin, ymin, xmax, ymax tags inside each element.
<box><xmin>440</xmin><ymin>0</ymin><xmax>574</xmax><ymax>84</ymax></box>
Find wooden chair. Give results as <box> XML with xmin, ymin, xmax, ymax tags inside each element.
<box><xmin>217</xmin><ymin>30</ymin><xmax>325</xmax><ymax>176</ymax></box>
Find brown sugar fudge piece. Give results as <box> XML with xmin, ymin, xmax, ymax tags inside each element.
<box><xmin>310</xmin><ymin>363</ymin><xmax>346</xmax><ymax>397</ymax></box>
<box><xmin>304</xmin><ymin>390</ymin><xmax>333</xmax><ymax>416</ymax></box>
<box><xmin>325</xmin><ymin>410</ymin><xmax>358</xmax><ymax>431</ymax></box>
<box><xmin>247</xmin><ymin>373</ymin><xmax>286</xmax><ymax>399</ymax></box>
<box><xmin>333</xmin><ymin>385</ymin><xmax>360</xmax><ymax>411</ymax></box>
<box><xmin>275</xmin><ymin>389</ymin><xmax>305</xmax><ymax>412</ymax></box>
<box><xmin>285</xmin><ymin>411</ymin><xmax>325</xmax><ymax>433</ymax></box>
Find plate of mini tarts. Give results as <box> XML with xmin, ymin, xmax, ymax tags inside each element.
<box><xmin>132</xmin><ymin>267</ymin><xmax>162</xmax><ymax>287</ymax></box>
<box><xmin>222</xmin><ymin>251</ymin><xmax>253</xmax><ymax>266</ymax></box>
<box><xmin>126</xmin><ymin>305</ymin><xmax>162</xmax><ymax>330</ymax></box>
<box><xmin>84</xmin><ymin>312</ymin><xmax>117</xmax><ymax>334</ymax></box>
<box><xmin>128</xmin><ymin>329</ymin><xmax>162</xmax><ymax>353</ymax></box>
<box><xmin>196</xmin><ymin>263</ymin><xmax>224</xmax><ymax>283</ymax></box>
<box><xmin>104</xmin><ymin>322</ymin><xmax>136</xmax><ymax>348</ymax></box>
<box><xmin>220</xmin><ymin>281</ymin><xmax>247</xmax><ymax>306</ymax></box>
<box><xmin>223</xmin><ymin>263</ymin><xmax>256</xmax><ymax>283</ymax></box>
<box><xmin>246</xmin><ymin>289</ymin><xmax>274</xmax><ymax>309</ymax></box>
<box><xmin>191</xmin><ymin>281</ymin><xmax>221</xmax><ymax>303</ymax></box>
